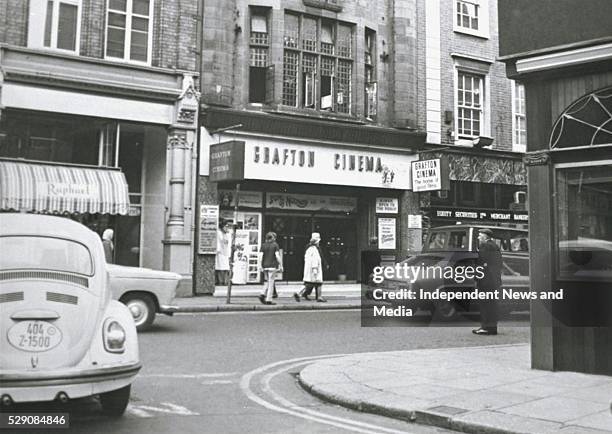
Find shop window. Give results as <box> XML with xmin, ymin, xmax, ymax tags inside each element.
<box><xmin>28</xmin><ymin>0</ymin><xmax>81</xmax><ymax>52</ymax></box>
<box><xmin>249</xmin><ymin>8</ymin><xmax>271</xmax><ymax>104</ymax></box>
<box><xmin>457</xmin><ymin>181</ymin><xmax>477</xmax><ymax>206</ymax></box>
<box><xmin>512</xmin><ymin>81</ymin><xmax>527</xmax><ymax>152</ymax></box>
<box><xmin>556</xmin><ymin>164</ymin><xmax>612</xmax><ymax>281</ymax></box>
<box><xmin>105</xmin><ymin>0</ymin><xmax>152</xmax><ymax>64</ymax></box>
<box><xmin>282</xmin><ymin>12</ymin><xmax>354</xmax><ymax>113</ymax></box>
<box><xmin>454</xmin><ymin>0</ymin><xmax>489</xmax><ymax>38</ymax></box>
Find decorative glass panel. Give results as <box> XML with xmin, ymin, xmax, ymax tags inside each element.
<box><xmin>302</xmin><ymin>17</ymin><xmax>317</xmax><ymax>52</ymax></box>
<box><xmin>284</xmin><ymin>13</ymin><xmax>299</xmax><ymax>48</ymax></box>
<box><xmin>282</xmin><ymin>50</ymin><xmax>299</xmax><ymax>106</ymax></box>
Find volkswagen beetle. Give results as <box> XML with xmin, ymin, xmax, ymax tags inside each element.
<box><xmin>0</xmin><ymin>214</ymin><xmax>140</xmax><ymax>416</ymax></box>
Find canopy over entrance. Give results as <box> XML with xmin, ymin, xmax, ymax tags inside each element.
<box><xmin>0</xmin><ymin>160</ymin><xmax>130</xmax><ymax>215</ymax></box>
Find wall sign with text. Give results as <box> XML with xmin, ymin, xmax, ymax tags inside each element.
<box><xmin>376</xmin><ymin>197</ymin><xmax>399</xmax><ymax>214</ymax></box>
<box><xmin>198</xmin><ymin>205</ymin><xmax>219</xmax><ymax>254</ymax></box>
<box><xmin>430</xmin><ymin>207</ymin><xmax>528</xmax><ymax>222</ymax></box>
<box><xmin>378</xmin><ymin>217</ymin><xmax>397</xmax><ymax>250</ymax></box>
<box><xmin>411</xmin><ymin>157</ymin><xmax>450</xmax><ymax>192</ymax></box>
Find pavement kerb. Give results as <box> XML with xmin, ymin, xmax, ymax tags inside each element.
<box><xmin>296</xmin><ymin>345</ymin><xmax>571</xmax><ymax>434</ymax></box>
<box><xmin>176</xmin><ymin>302</ymin><xmax>362</xmax><ymax>313</ymax></box>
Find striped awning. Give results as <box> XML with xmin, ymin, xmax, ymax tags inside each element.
<box><xmin>0</xmin><ymin>161</ymin><xmax>130</xmax><ymax>215</ymax></box>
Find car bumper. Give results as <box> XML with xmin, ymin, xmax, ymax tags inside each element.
<box><xmin>159</xmin><ymin>304</ymin><xmax>178</xmax><ymax>316</ymax></box>
<box><xmin>0</xmin><ymin>362</ymin><xmax>141</xmax><ymax>403</ymax></box>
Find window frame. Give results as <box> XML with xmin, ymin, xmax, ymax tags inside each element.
<box><xmin>104</xmin><ymin>0</ymin><xmax>154</xmax><ymax>65</ymax></box>
<box><xmin>453</xmin><ymin>0</ymin><xmax>490</xmax><ymax>39</ymax></box>
<box><xmin>281</xmin><ymin>13</ymin><xmax>354</xmax><ymax>115</ymax></box>
<box><xmin>248</xmin><ymin>7</ymin><xmax>271</xmax><ymax>104</ymax></box>
<box><xmin>511</xmin><ymin>80</ymin><xmax>527</xmax><ymax>152</ymax></box>
<box><xmin>27</xmin><ymin>0</ymin><xmax>82</xmax><ymax>54</ymax></box>
<box><xmin>453</xmin><ymin>67</ymin><xmax>490</xmax><ymax>145</ymax></box>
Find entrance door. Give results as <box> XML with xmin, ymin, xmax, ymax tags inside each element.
<box><xmin>267</xmin><ymin>215</ymin><xmax>311</xmax><ymax>281</ymax></box>
<box><xmin>313</xmin><ymin>217</ymin><xmax>357</xmax><ymax>281</ymax></box>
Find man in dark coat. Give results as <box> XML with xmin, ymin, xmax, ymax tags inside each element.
<box><xmin>473</xmin><ymin>228</ymin><xmax>502</xmax><ymax>335</ymax></box>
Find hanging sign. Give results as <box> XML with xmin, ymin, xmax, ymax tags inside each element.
<box><xmin>198</xmin><ymin>205</ymin><xmax>219</xmax><ymax>254</ymax></box>
<box><xmin>411</xmin><ymin>157</ymin><xmax>450</xmax><ymax>192</ymax></box>
<box><xmin>209</xmin><ymin>141</ymin><xmax>245</xmax><ymax>182</ymax></box>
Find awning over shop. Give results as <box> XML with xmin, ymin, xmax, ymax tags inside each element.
<box><xmin>0</xmin><ymin>160</ymin><xmax>130</xmax><ymax>215</ymax></box>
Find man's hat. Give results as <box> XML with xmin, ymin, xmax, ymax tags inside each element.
<box><xmin>478</xmin><ymin>228</ymin><xmax>493</xmax><ymax>236</ymax></box>
<box><xmin>311</xmin><ymin>232</ymin><xmax>321</xmax><ymax>241</ymax></box>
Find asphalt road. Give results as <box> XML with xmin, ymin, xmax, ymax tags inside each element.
<box><xmin>5</xmin><ymin>310</ymin><xmax>530</xmax><ymax>434</ymax></box>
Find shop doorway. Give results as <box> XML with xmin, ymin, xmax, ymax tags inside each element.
<box><xmin>266</xmin><ymin>214</ymin><xmax>357</xmax><ymax>282</ymax></box>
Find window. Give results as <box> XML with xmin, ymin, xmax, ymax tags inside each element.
<box><xmin>454</xmin><ymin>0</ymin><xmax>489</xmax><ymax>38</ymax></box>
<box><xmin>456</xmin><ymin>71</ymin><xmax>484</xmax><ymax>139</ymax></box>
<box><xmin>557</xmin><ymin>164</ymin><xmax>612</xmax><ymax>281</ymax></box>
<box><xmin>105</xmin><ymin>0</ymin><xmax>153</xmax><ymax>63</ymax></box>
<box><xmin>282</xmin><ymin>13</ymin><xmax>353</xmax><ymax>114</ymax></box>
<box><xmin>512</xmin><ymin>81</ymin><xmax>527</xmax><ymax>152</ymax></box>
<box><xmin>365</xmin><ymin>28</ymin><xmax>377</xmax><ymax>119</ymax></box>
<box><xmin>249</xmin><ymin>8</ymin><xmax>271</xmax><ymax>103</ymax></box>
<box><xmin>28</xmin><ymin>0</ymin><xmax>81</xmax><ymax>52</ymax></box>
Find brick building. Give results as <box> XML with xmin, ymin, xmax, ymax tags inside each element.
<box><xmin>0</xmin><ymin>0</ymin><xmax>200</xmax><ymax>293</ymax></box>
<box><xmin>415</xmin><ymin>0</ymin><xmax>527</xmax><ymax>228</ymax></box>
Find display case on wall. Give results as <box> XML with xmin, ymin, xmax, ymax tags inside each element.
<box><xmin>221</xmin><ymin>211</ymin><xmax>262</xmax><ymax>283</ymax></box>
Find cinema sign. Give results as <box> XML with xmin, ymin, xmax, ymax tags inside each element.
<box><xmin>411</xmin><ymin>156</ymin><xmax>450</xmax><ymax>192</ymax></box>
<box><xmin>209</xmin><ymin>137</ymin><xmax>417</xmax><ymax>190</ymax></box>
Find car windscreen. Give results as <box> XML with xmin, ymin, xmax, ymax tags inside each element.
<box><xmin>0</xmin><ymin>236</ymin><xmax>93</xmax><ymax>276</ymax></box>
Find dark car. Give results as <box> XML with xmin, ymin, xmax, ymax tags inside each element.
<box><xmin>368</xmin><ymin>225</ymin><xmax>530</xmax><ymax>320</ymax></box>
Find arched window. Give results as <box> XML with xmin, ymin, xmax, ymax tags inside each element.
<box><xmin>549</xmin><ymin>87</ymin><xmax>612</xmax><ymax>149</ymax></box>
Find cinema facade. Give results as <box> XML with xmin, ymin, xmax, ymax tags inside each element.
<box><xmin>194</xmin><ymin>108</ymin><xmax>426</xmax><ymax>291</ymax></box>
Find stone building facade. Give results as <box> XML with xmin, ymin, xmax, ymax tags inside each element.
<box><xmin>0</xmin><ymin>0</ymin><xmax>200</xmax><ymax>293</ymax></box>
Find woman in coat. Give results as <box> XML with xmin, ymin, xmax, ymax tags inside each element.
<box><xmin>294</xmin><ymin>232</ymin><xmax>326</xmax><ymax>302</ymax></box>
<box><xmin>102</xmin><ymin>228</ymin><xmax>114</xmax><ymax>264</ymax></box>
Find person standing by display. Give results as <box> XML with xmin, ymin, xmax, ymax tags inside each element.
<box><xmin>258</xmin><ymin>232</ymin><xmax>282</xmax><ymax>305</ymax></box>
<box><xmin>102</xmin><ymin>229</ymin><xmax>115</xmax><ymax>264</ymax></box>
<box><xmin>473</xmin><ymin>228</ymin><xmax>502</xmax><ymax>335</ymax></box>
<box><xmin>294</xmin><ymin>232</ymin><xmax>326</xmax><ymax>302</ymax></box>
<box><xmin>215</xmin><ymin>220</ymin><xmax>232</xmax><ymax>286</ymax></box>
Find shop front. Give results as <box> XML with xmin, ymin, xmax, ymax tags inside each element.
<box><xmin>419</xmin><ymin>151</ymin><xmax>527</xmax><ymax>230</ymax></box>
<box><xmin>0</xmin><ymin>46</ymin><xmax>199</xmax><ymax>291</ymax></box>
<box><xmin>197</xmin><ymin>132</ymin><xmax>418</xmax><ymax>290</ymax></box>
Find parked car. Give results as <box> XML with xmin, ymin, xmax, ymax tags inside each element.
<box><xmin>107</xmin><ymin>264</ymin><xmax>180</xmax><ymax>331</ymax></box>
<box><xmin>0</xmin><ymin>214</ymin><xmax>140</xmax><ymax>416</ymax></box>
<box><xmin>368</xmin><ymin>225</ymin><xmax>530</xmax><ymax>320</ymax></box>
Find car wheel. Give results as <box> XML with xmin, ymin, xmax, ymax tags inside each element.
<box><xmin>432</xmin><ymin>300</ymin><xmax>460</xmax><ymax>321</ymax></box>
<box><xmin>122</xmin><ymin>294</ymin><xmax>155</xmax><ymax>331</ymax></box>
<box><xmin>100</xmin><ymin>385</ymin><xmax>131</xmax><ymax>417</ymax></box>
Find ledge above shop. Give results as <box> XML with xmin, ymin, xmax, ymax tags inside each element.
<box><xmin>201</xmin><ymin>107</ymin><xmax>427</xmax><ymax>150</ymax></box>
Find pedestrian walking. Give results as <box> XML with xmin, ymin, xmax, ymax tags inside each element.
<box><xmin>258</xmin><ymin>232</ymin><xmax>282</xmax><ymax>305</ymax></box>
<box><xmin>473</xmin><ymin>228</ymin><xmax>502</xmax><ymax>335</ymax></box>
<box><xmin>215</xmin><ymin>220</ymin><xmax>232</xmax><ymax>286</ymax></box>
<box><xmin>294</xmin><ymin>232</ymin><xmax>326</xmax><ymax>302</ymax></box>
<box><xmin>102</xmin><ymin>228</ymin><xmax>114</xmax><ymax>264</ymax></box>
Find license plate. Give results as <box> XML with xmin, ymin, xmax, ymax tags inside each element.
<box><xmin>7</xmin><ymin>321</ymin><xmax>62</xmax><ymax>352</ymax></box>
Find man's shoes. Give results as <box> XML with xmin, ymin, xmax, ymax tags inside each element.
<box><xmin>316</xmin><ymin>297</ymin><xmax>327</xmax><ymax>303</ymax></box>
<box><xmin>472</xmin><ymin>328</ymin><xmax>497</xmax><ymax>335</ymax></box>
<box><xmin>258</xmin><ymin>294</ymin><xmax>266</xmax><ymax>305</ymax></box>
<box><xmin>265</xmin><ymin>301</ymin><xmax>275</xmax><ymax>305</ymax></box>
<box><xmin>293</xmin><ymin>292</ymin><xmax>301</xmax><ymax>302</ymax></box>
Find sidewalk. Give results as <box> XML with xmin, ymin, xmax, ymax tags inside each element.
<box><xmin>175</xmin><ymin>283</ymin><xmax>362</xmax><ymax>312</ymax></box>
<box><xmin>299</xmin><ymin>344</ymin><xmax>612</xmax><ymax>434</ymax></box>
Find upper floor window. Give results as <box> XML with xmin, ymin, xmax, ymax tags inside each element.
<box><xmin>364</xmin><ymin>28</ymin><xmax>377</xmax><ymax>120</ymax></box>
<box><xmin>456</xmin><ymin>71</ymin><xmax>484</xmax><ymax>139</ymax></box>
<box><xmin>28</xmin><ymin>0</ymin><xmax>81</xmax><ymax>53</ymax></box>
<box><xmin>249</xmin><ymin>7</ymin><xmax>272</xmax><ymax>104</ymax></box>
<box><xmin>282</xmin><ymin>12</ymin><xmax>353</xmax><ymax>114</ymax></box>
<box><xmin>105</xmin><ymin>0</ymin><xmax>153</xmax><ymax>64</ymax></box>
<box><xmin>512</xmin><ymin>81</ymin><xmax>527</xmax><ymax>152</ymax></box>
<box><xmin>454</xmin><ymin>0</ymin><xmax>489</xmax><ymax>38</ymax></box>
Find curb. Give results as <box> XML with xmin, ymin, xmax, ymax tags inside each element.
<box><xmin>176</xmin><ymin>303</ymin><xmax>362</xmax><ymax>313</ymax></box>
<box><xmin>297</xmin><ymin>364</ymin><xmax>544</xmax><ymax>434</ymax></box>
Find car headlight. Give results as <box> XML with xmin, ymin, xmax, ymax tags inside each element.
<box><xmin>103</xmin><ymin>319</ymin><xmax>126</xmax><ymax>354</ymax></box>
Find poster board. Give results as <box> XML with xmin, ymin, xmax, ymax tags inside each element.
<box><xmin>198</xmin><ymin>205</ymin><xmax>219</xmax><ymax>254</ymax></box>
<box><xmin>378</xmin><ymin>217</ymin><xmax>397</xmax><ymax>250</ymax></box>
